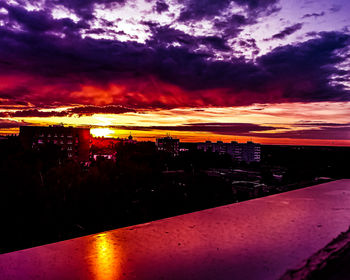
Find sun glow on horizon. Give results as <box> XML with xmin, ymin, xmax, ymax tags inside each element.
<box><xmin>91</xmin><ymin>127</ymin><xmax>115</xmax><ymax>138</ymax></box>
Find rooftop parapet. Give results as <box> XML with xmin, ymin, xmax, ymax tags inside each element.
<box><xmin>1</xmin><ymin>180</ymin><xmax>350</xmax><ymax>279</ymax></box>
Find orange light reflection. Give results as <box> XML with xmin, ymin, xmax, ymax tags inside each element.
<box><xmin>90</xmin><ymin>232</ymin><xmax>121</xmax><ymax>280</ymax></box>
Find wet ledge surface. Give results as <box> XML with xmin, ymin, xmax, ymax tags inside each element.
<box><xmin>1</xmin><ymin>180</ymin><xmax>350</xmax><ymax>280</ymax></box>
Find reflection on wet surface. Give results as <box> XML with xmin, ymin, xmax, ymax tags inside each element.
<box><xmin>0</xmin><ymin>180</ymin><xmax>350</xmax><ymax>279</ymax></box>
<box><xmin>90</xmin><ymin>232</ymin><xmax>121</xmax><ymax>280</ymax></box>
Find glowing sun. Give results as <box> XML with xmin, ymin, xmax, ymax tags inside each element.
<box><xmin>91</xmin><ymin>127</ymin><xmax>115</xmax><ymax>138</ymax></box>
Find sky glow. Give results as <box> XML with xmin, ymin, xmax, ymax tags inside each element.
<box><xmin>0</xmin><ymin>0</ymin><xmax>349</xmax><ymax>144</ymax></box>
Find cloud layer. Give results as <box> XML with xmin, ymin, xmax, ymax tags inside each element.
<box><xmin>0</xmin><ymin>0</ymin><xmax>348</xmax><ymax>112</ymax></box>
<box><xmin>0</xmin><ymin>0</ymin><xmax>349</xmax><ymax>143</ymax></box>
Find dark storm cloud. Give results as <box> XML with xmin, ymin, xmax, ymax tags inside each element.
<box><xmin>109</xmin><ymin>122</ymin><xmax>281</xmax><ymax>134</ymax></box>
<box><xmin>146</xmin><ymin>24</ymin><xmax>230</xmax><ymax>51</ymax></box>
<box><xmin>146</xmin><ymin>24</ymin><xmax>196</xmax><ymax>46</ymax></box>
<box><xmin>177</xmin><ymin>0</ymin><xmax>280</xmax><ymax>21</ymax></box>
<box><xmin>213</xmin><ymin>14</ymin><xmax>251</xmax><ymax>37</ymax></box>
<box><xmin>177</xmin><ymin>0</ymin><xmax>232</xmax><ymax>21</ymax></box>
<box><xmin>68</xmin><ymin>105</ymin><xmax>136</xmax><ymax>115</ymax></box>
<box><xmin>258</xmin><ymin>31</ymin><xmax>350</xmax><ymax>102</ymax></box>
<box><xmin>4</xmin><ymin>109</ymin><xmax>67</xmax><ymax>118</ymax></box>
<box><xmin>155</xmin><ymin>0</ymin><xmax>169</xmax><ymax>13</ymax></box>
<box><xmin>267</xmin><ymin>23</ymin><xmax>303</xmax><ymax>40</ymax></box>
<box><xmin>302</xmin><ymin>12</ymin><xmax>325</xmax><ymax>19</ymax></box>
<box><xmin>1</xmin><ymin>106</ymin><xmax>136</xmax><ymax>118</ymax></box>
<box><xmin>0</xmin><ymin>0</ymin><xmax>349</xmax><ymax>109</ymax></box>
<box><xmin>1</xmin><ymin>3</ymin><xmax>88</xmax><ymax>35</ymax></box>
<box><xmin>201</xmin><ymin>36</ymin><xmax>231</xmax><ymax>51</ymax></box>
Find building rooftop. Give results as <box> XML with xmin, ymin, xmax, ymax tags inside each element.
<box><xmin>1</xmin><ymin>180</ymin><xmax>350</xmax><ymax>279</ymax></box>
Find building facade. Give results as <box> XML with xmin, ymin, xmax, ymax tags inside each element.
<box><xmin>156</xmin><ymin>136</ymin><xmax>180</xmax><ymax>156</ymax></box>
<box><xmin>197</xmin><ymin>141</ymin><xmax>261</xmax><ymax>162</ymax></box>
<box><xmin>20</xmin><ymin>125</ymin><xmax>90</xmax><ymax>161</ymax></box>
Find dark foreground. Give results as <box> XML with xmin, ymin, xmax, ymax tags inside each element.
<box><xmin>1</xmin><ymin>138</ymin><xmax>349</xmax><ymax>253</ymax></box>
<box><xmin>1</xmin><ymin>180</ymin><xmax>350</xmax><ymax>280</ymax></box>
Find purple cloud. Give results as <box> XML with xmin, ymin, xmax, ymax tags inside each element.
<box><xmin>267</xmin><ymin>23</ymin><xmax>303</xmax><ymax>40</ymax></box>
<box><xmin>1</xmin><ymin>106</ymin><xmax>136</xmax><ymax>118</ymax></box>
<box><xmin>302</xmin><ymin>12</ymin><xmax>325</xmax><ymax>19</ymax></box>
<box><xmin>155</xmin><ymin>0</ymin><xmax>169</xmax><ymax>13</ymax></box>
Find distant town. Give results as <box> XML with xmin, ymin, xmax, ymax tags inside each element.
<box><xmin>14</xmin><ymin>125</ymin><xmax>262</xmax><ymax>164</ymax></box>
<box><xmin>0</xmin><ymin>125</ymin><xmax>349</xmax><ymax>253</ymax></box>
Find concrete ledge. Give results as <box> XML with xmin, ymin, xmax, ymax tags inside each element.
<box><xmin>1</xmin><ymin>180</ymin><xmax>350</xmax><ymax>279</ymax></box>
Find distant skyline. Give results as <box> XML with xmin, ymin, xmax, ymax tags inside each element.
<box><xmin>0</xmin><ymin>0</ymin><xmax>350</xmax><ymax>145</ymax></box>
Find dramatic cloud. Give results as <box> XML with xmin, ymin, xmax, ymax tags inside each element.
<box><xmin>267</xmin><ymin>23</ymin><xmax>304</xmax><ymax>40</ymax></box>
<box><xmin>155</xmin><ymin>0</ymin><xmax>169</xmax><ymax>13</ymax></box>
<box><xmin>0</xmin><ymin>106</ymin><xmax>136</xmax><ymax>118</ymax></box>
<box><xmin>68</xmin><ymin>105</ymin><xmax>136</xmax><ymax>115</ymax></box>
<box><xmin>258</xmin><ymin>32</ymin><xmax>350</xmax><ymax>102</ymax></box>
<box><xmin>1</xmin><ymin>13</ymin><xmax>349</xmax><ymax>109</ymax></box>
<box><xmin>1</xmin><ymin>3</ymin><xmax>88</xmax><ymax>35</ymax></box>
<box><xmin>178</xmin><ymin>0</ymin><xmax>280</xmax><ymax>21</ymax></box>
<box><xmin>0</xmin><ymin>0</ymin><xmax>349</xmax><ymax>143</ymax></box>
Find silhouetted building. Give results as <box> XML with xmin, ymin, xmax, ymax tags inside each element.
<box><xmin>156</xmin><ymin>136</ymin><xmax>179</xmax><ymax>156</ymax></box>
<box><xmin>197</xmin><ymin>141</ymin><xmax>261</xmax><ymax>162</ymax></box>
<box><xmin>20</xmin><ymin>125</ymin><xmax>90</xmax><ymax>161</ymax></box>
<box><xmin>243</xmin><ymin>141</ymin><xmax>261</xmax><ymax>162</ymax></box>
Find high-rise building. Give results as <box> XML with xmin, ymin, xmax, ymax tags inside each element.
<box><xmin>19</xmin><ymin>125</ymin><xmax>90</xmax><ymax>161</ymax></box>
<box><xmin>156</xmin><ymin>136</ymin><xmax>179</xmax><ymax>156</ymax></box>
<box><xmin>197</xmin><ymin>141</ymin><xmax>261</xmax><ymax>162</ymax></box>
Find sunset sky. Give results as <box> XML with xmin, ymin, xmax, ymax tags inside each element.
<box><xmin>0</xmin><ymin>0</ymin><xmax>349</xmax><ymax>145</ymax></box>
